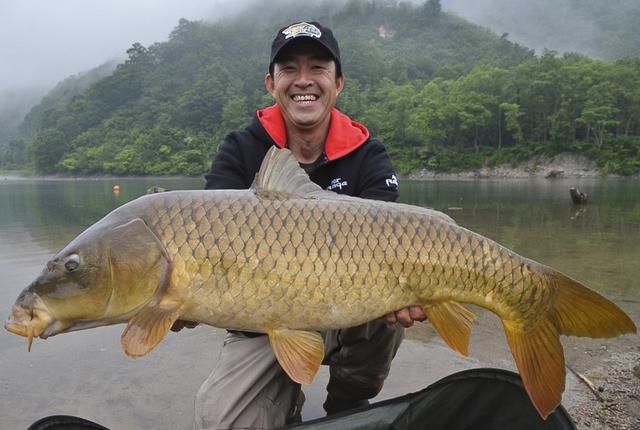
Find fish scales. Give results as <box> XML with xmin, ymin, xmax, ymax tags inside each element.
<box><xmin>5</xmin><ymin>147</ymin><xmax>635</xmax><ymax>419</ymax></box>
<box><xmin>121</xmin><ymin>189</ymin><xmax>546</xmax><ymax>332</ymax></box>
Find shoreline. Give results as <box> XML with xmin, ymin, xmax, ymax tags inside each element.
<box><xmin>0</xmin><ymin>174</ymin><xmax>202</xmax><ymax>182</ymax></box>
<box><xmin>405</xmin><ymin>152</ymin><xmax>620</xmax><ymax>180</ymax></box>
<box><xmin>3</xmin><ymin>153</ymin><xmax>639</xmax><ymax>182</ymax></box>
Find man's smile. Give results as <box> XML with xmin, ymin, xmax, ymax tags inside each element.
<box><xmin>292</xmin><ymin>94</ymin><xmax>318</xmax><ymax>105</ymax></box>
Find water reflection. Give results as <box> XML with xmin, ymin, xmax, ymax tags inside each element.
<box><xmin>0</xmin><ymin>178</ymin><xmax>203</xmax><ymax>223</ymax></box>
<box><xmin>1</xmin><ymin>176</ymin><xmax>638</xmax><ymax>309</ymax></box>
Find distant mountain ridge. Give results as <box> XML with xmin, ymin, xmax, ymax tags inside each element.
<box><xmin>17</xmin><ymin>0</ymin><xmax>533</xmax><ymax>174</ymax></box>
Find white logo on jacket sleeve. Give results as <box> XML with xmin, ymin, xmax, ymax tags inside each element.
<box><xmin>386</xmin><ymin>174</ymin><xmax>399</xmax><ymax>189</ymax></box>
<box><xmin>327</xmin><ymin>178</ymin><xmax>348</xmax><ymax>191</ymax></box>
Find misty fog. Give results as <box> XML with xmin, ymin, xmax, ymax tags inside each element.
<box><xmin>0</xmin><ymin>0</ymin><xmax>265</xmax><ymax>132</ymax></box>
<box><xmin>0</xmin><ymin>0</ymin><xmax>256</xmax><ymax>95</ymax></box>
<box><xmin>2</xmin><ymin>0</ymin><xmax>638</xmax><ymax>124</ymax></box>
<box><xmin>442</xmin><ymin>0</ymin><xmax>640</xmax><ymax>59</ymax></box>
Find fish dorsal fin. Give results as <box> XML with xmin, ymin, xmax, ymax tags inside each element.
<box><xmin>252</xmin><ymin>147</ymin><xmax>327</xmax><ymax>199</ymax></box>
<box><xmin>267</xmin><ymin>328</ymin><xmax>324</xmax><ymax>384</ymax></box>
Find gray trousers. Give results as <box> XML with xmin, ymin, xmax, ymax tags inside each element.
<box><xmin>194</xmin><ymin>321</ymin><xmax>404</xmax><ymax>430</ymax></box>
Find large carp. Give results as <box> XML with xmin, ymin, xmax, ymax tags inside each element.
<box><xmin>5</xmin><ymin>148</ymin><xmax>636</xmax><ymax>419</ymax></box>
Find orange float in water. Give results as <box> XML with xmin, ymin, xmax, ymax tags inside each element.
<box><xmin>113</xmin><ymin>185</ymin><xmax>121</xmax><ymax>193</ymax></box>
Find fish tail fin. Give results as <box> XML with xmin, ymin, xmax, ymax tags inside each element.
<box><xmin>550</xmin><ymin>271</ymin><xmax>636</xmax><ymax>338</ymax></box>
<box><xmin>503</xmin><ymin>271</ymin><xmax>636</xmax><ymax>419</ymax></box>
<box><xmin>503</xmin><ymin>318</ymin><xmax>564</xmax><ymax>419</ymax></box>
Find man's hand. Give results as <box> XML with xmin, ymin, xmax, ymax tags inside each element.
<box><xmin>170</xmin><ymin>320</ymin><xmax>199</xmax><ymax>332</ymax></box>
<box><xmin>382</xmin><ymin>306</ymin><xmax>426</xmax><ymax>328</ymax></box>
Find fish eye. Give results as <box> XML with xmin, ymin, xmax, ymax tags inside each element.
<box><xmin>64</xmin><ymin>254</ymin><xmax>81</xmax><ymax>272</ymax></box>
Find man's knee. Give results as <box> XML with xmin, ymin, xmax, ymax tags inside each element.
<box><xmin>324</xmin><ymin>321</ymin><xmax>404</xmax><ymax>400</ymax></box>
<box><xmin>194</xmin><ymin>332</ymin><xmax>300</xmax><ymax>429</ymax></box>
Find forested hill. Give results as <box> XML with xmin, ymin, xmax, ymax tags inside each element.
<box><xmin>0</xmin><ymin>61</ymin><xmax>118</xmax><ymax>168</ymax></box>
<box><xmin>14</xmin><ymin>0</ymin><xmax>640</xmax><ymax>176</ymax></box>
<box><xmin>19</xmin><ymin>61</ymin><xmax>119</xmax><ymax>141</ymax></box>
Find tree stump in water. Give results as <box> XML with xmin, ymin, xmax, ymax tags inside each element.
<box><xmin>569</xmin><ymin>187</ymin><xmax>588</xmax><ymax>205</ymax></box>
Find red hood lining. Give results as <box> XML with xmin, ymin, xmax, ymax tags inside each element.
<box><xmin>256</xmin><ymin>104</ymin><xmax>369</xmax><ymax>161</ymax></box>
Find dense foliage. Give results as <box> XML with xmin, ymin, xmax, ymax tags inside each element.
<box><xmin>10</xmin><ymin>0</ymin><xmax>640</xmax><ymax>176</ymax></box>
<box><xmin>363</xmin><ymin>54</ymin><xmax>640</xmax><ymax>174</ymax></box>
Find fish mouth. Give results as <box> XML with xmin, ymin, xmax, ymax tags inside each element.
<box><xmin>4</xmin><ymin>294</ymin><xmax>56</xmax><ymax>351</ymax></box>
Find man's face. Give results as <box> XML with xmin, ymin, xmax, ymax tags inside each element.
<box><xmin>265</xmin><ymin>39</ymin><xmax>344</xmax><ymax>132</ymax></box>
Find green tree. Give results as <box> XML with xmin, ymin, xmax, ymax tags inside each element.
<box><xmin>500</xmin><ymin>102</ymin><xmax>524</xmax><ymax>145</ymax></box>
<box><xmin>407</xmin><ymin>79</ymin><xmax>449</xmax><ymax>149</ymax></box>
<box><xmin>577</xmin><ymin>81</ymin><xmax>620</xmax><ymax>150</ymax></box>
<box><xmin>29</xmin><ymin>129</ymin><xmax>67</xmax><ymax>173</ymax></box>
<box><xmin>221</xmin><ymin>96</ymin><xmax>250</xmax><ymax>135</ymax></box>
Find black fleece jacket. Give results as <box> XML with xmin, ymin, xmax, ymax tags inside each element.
<box><xmin>204</xmin><ymin>105</ymin><xmax>399</xmax><ymax>202</ymax></box>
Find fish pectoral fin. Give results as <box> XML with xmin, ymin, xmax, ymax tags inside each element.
<box><xmin>267</xmin><ymin>328</ymin><xmax>324</xmax><ymax>385</ymax></box>
<box><xmin>121</xmin><ymin>297</ymin><xmax>185</xmax><ymax>358</ymax></box>
<box><xmin>503</xmin><ymin>319</ymin><xmax>564</xmax><ymax>419</ymax></box>
<box><xmin>422</xmin><ymin>301</ymin><xmax>475</xmax><ymax>356</ymax></box>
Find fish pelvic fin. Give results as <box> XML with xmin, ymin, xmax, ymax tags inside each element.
<box><xmin>550</xmin><ymin>271</ymin><xmax>636</xmax><ymax>338</ymax></box>
<box><xmin>423</xmin><ymin>301</ymin><xmax>475</xmax><ymax>356</ymax></box>
<box><xmin>267</xmin><ymin>328</ymin><xmax>324</xmax><ymax>385</ymax></box>
<box><xmin>503</xmin><ymin>318</ymin><xmax>564</xmax><ymax>419</ymax></box>
<box><xmin>121</xmin><ymin>297</ymin><xmax>185</xmax><ymax>358</ymax></box>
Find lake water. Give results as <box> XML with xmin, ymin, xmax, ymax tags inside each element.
<box><xmin>0</xmin><ymin>177</ymin><xmax>638</xmax><ymax>428</ymax></box>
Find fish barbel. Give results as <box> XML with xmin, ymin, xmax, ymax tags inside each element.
<box><xmin>5</xmin><ymin>147</ymin><xmax>636</xmax><ymax>418</ymax></box>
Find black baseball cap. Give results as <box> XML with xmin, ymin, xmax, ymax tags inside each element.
<box><xmin>269</xmin><ymin>21</ymin><xmax>341</xmax><ymax>73</ymax></box>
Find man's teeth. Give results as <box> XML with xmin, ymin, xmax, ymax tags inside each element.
<box><xmin>293</xmin><ymin>95</ymin><xmax>317</xmax><ymax>103</ymax></box>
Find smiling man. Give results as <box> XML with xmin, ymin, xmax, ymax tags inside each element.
<box><xmin>189</xmin><ymin>21</ymin><xmax>426</xmax><ymax>430</ymax></box>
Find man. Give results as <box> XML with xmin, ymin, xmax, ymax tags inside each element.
<box><xmin>187</xmin><ymin>21</ymin><xmax>426</xmax><ymax>429</ymax></box>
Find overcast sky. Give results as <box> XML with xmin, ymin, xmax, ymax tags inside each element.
<box><xmin>2</xmin><ymin>0</ymin><xmax>454</xmax><ymax>96</ymax></box>
<box><xmin>1</xmin><ymin>0</ymin><xmax>604</xmax><ymax>97</ymax></box>
<box><xmin>0</xmin><ymin>0</ymin><xmax>253</xmax><ymax>94</ymax></box>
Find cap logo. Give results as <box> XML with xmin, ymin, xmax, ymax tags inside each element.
<box><xmin>282</xmin><ymin>22</ymin><xmax>321</xmax><ymax>40</ymax></box>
